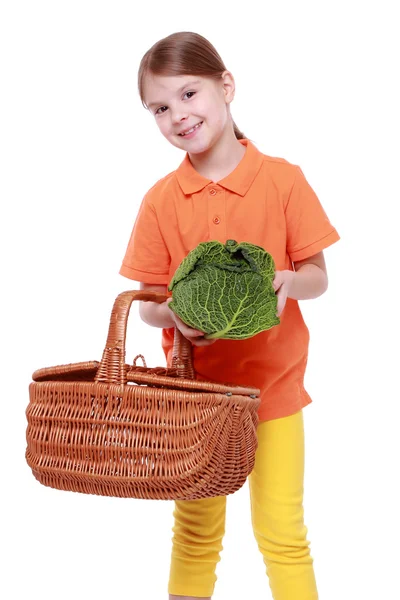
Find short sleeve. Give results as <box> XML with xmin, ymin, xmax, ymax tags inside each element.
<box><xmin>119</xmin><ymin>194</ymin><xmax>170</xmax><ymax>283</ymax></box>
<box><xmin>285</xmin><ymin>166</ymin><xmax>340</xmax><ymax>262</ymax></box>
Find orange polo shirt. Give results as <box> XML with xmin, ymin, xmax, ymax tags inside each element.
<box><xmin>119</xmin><ymin>139</ymin><xmax>340</xmax><ymax>421</ymax></box>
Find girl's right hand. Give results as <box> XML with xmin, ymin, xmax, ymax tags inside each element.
<box><xmin>165</xmin><ymin>298</ymin><xmax>217</xmax><ymax>347</ymax></box>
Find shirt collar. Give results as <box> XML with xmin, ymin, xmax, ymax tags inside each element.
<box><xmin>175</xmin><ymin>139</ymin><xmax>264</xmax><ymax>197</ymax></box>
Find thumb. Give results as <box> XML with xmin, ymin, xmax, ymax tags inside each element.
<box><xmin>273</xmin><ymin>271</ymin><xmax>281</xmax><ymax>292</ymax></box>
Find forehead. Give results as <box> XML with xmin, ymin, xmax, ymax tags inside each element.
<box><xmin>143</xmin><ymin>74</ymin><xmax>210</xmax><ymax>107</ymax></box>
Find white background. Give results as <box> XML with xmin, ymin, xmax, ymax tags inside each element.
<box><xmin>1</xmin><ymin>1</ymin><xmax>399</xmax><ymax>598</ymax></box>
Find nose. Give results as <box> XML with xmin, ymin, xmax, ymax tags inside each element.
<box><xmin>170</xmin><ymin>105</ymin><xmax>188</xmax><ymax>124</ymax></box>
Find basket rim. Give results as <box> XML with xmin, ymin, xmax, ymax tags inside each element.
<box><xmin>29</xmin><ymin>378</ymin><xmax>261</xmax><ymax>402</ymax></box>
<box><xmin>31</xmin><ymin>361</ymin><xmax>260</xmax><ymax>398</ymax></box>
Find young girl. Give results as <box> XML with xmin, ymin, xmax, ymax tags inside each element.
<box><xmin>120</xmin><ymin>31</ymin><xmax>339</xmax><ymax>600</ymax></box>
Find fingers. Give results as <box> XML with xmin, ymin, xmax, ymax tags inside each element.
<box><xmin>172</xmin><ymin>313</ymin><xmax>212</xmax><ymax>344</ymax></box>
<box><xmin>182</xmin><ymin>325</ymin><xmax>216</xmax><ymax>346</ymax></box>
<box><xmin>180</xmin><ymin>326</ymin><xmax>217</xmax><ymax>346</ymax></box>
<box><xmin>165</xmin><ymin>298</ymin><xmax>217</xmax><ymax>345</ymax></box>
<box><xmin>191</xmin><ymin>337</ymin><xmax>218</xmax><ymax>347</ymax></box>
<box><xmin>177</xmin><ymin>319</ymin><xmax>204</xmax><ymax>339</ymax></box>
<box><xmin>175</xmin><ymin>318</ymin><xmax>217</xmax><ymax>346</ymax></box>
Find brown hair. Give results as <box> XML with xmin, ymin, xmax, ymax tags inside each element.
<box><xmin>138</xmin><ymin>32</ymin><xmax>246</xmax><ymax>140</ymax></box>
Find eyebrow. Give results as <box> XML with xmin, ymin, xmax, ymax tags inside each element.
<box><xmin>147</xmin><ymin>79</ymin><xmax>201</xmax><ymax>109</ymax></box>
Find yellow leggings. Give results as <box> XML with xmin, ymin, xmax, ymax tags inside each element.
<box><xmin>168</xmin><ymin>410</ymin><xmax>318</xmax><ymax>599</ymax></box>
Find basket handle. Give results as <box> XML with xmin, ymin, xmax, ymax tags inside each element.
<box><xmin>94</xmin><ymin>290</ymin><xmax>194</xmax><ymax>385</ymax></box>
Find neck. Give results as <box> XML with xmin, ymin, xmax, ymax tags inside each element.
<box><xmin>188</xmin><ymin>124</ymin><xmax>246</xmax><ymax>183</ymax></box>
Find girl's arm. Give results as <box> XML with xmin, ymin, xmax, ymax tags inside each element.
<box><xmin>138</xmin><ymin>283</ymin><xmax>175</xmax><ymax>329</ymax></box>
<box><xmin>138</xmin><ymin>283</ymin><xmax>217</xmax><ymax>347</ymax></box>
<box><xmin>290</xmin><ymin>251</ymin><xmax>328</xmax><ymax>300</ymax></box>
<box><xmin>273</xmin><ymin>251</ymin><xmax>329</xmax><ymax>316</ymax></box>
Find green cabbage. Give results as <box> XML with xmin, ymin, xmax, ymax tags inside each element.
<box><xmin>168</xmin><ymin>239</ymin><xmax>280</xmax><ymax>340</ymax></box>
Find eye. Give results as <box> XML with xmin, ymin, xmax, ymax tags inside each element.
<box><xmin>155</xmin><ymin>106</ymin><xmax>168</xmax><ymax>115</ymax></box>
<box><xmin>184</xmin><ymin>91</ymin><xmax>196</xmax><ymax>99</ymax></box>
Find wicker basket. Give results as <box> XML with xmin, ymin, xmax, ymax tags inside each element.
<box><xmin>26</xmin><ymin>290</ymin><xmax>260</xmax><ymax>500</ymax></box>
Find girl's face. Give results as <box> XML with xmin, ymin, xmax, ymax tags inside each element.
<box><xmin>143</xmin><ymin>72</ymin><xmax>235</xmax><ymax>154</ymax></box>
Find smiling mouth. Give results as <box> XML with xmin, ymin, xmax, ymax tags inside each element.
<box><xmin>178</xmin><ymin>122</ymin><xmax>203</xmax><ymax>136</ymax></box>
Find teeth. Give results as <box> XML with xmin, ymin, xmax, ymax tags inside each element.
<box><xmin>180</xmin><ymin>122</ymin><xmax>202</xmax><ymax>136</ymax></box>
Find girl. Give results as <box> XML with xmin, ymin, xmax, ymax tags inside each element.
<box><xmin>120</xmin><ymin>31</ymin><xmax>339</xmax><ymax>600</ymax></box>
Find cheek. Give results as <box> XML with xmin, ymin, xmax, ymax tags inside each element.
<box><xmin>207</xmin><ymin>108</ymin><xmax>228</xmax><ymax>133</ymax></box>
<box><xmin>156</xmin><ymin>117</ymin><xmax>171</xmax><ymax>138</ymax></box>
<box><xmin>203</xmin><ymin>98</ymin><xmax>228</xmax><ymax>126</ymax></box>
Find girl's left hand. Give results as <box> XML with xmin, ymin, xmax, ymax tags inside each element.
<box><xmin>273</xmin><ymin>270</ymin><xmax>295</xmax><ymax>317</ymax></box>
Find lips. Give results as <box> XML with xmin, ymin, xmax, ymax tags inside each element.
<box><xmin>178</xmin><ymin>121</ymin><xmax>203</xmax><ymax>136</ymax></box>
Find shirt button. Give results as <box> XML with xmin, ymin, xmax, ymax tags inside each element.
<box><xmin>213</xmin><ymin>216</ymin><xmax>221</xmax><ymax>224</ymax></box>
<box><xmin>209</xmin><ymin>188</ymin><xmax>217</xmax><ymax>196</ymax></box>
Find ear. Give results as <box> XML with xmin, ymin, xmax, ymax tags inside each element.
<box><xmin>220</xmin><ymin>70</ymin><xmax>235</xmax><ymax>104</ymax></box>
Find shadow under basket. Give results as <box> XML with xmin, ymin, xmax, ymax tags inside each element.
<box><xmin>26</xmin><ymin>290</ymin><xmax>261</xmax><ymax>501</ymax></box>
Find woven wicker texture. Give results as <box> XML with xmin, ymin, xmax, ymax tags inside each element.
<box><xmin>26</xmin><ymin>290</ymin><xmax>260</xmax><ymax>500</ymax></box>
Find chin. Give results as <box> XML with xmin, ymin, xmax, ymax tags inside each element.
<box><xmin>171</xmin><ymin>140</ymin><xmax>209</xmax><ymax>155</ymax></box>
<box><xmin>187</xmin><ymin>136</ymin><xmax>217</xmax><ymax>155</ymax></box>
<box><xmin>187</xmin><ymin>144</ymin><xmax>211</xmax><ymax>155</ymax></box>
